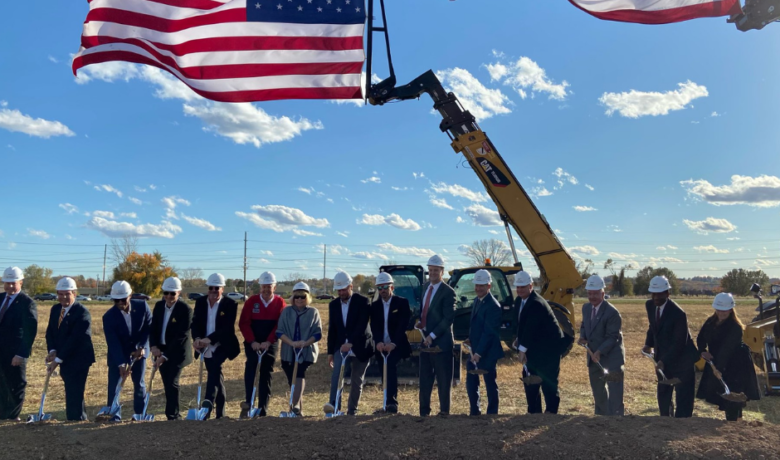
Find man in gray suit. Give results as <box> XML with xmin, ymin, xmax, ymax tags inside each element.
<box><xmin>415</xmin><ymin>254</ymin><xmax>456</xmax><ymax>417</ymax></box>
<box><xmin>578</xmin><ymin>274</ymin><xmax>625</xmax><ymax>416</ymax></box>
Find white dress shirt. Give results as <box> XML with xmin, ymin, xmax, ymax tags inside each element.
<box><xmin>382</xmin><ymin>297</ymin><xmax>393</xmax><ymax>344</ymax></box>
<box><xmin>341</xmin><ymin>296</ymin><xmax>351</xmax><ymax>327</ymax></box>
<box><xmin>423</xmin><ymin>282</ymin><xmax>442</xmax><ymax>339</ymax></box>
<box><xmin>260</xmin><ymin>294</ymin><xmax>274</xmax><ymax>308</ymax></box>
<box><xmin>205</xmin><ymin>298</ymin><xmax>221</xmax><ymax>357</ymax></box>
<box><xmin>121</xmin><ymin>309</ymin><xmax>132</xmax><ymax>334</ymax></box>
<box><xmin>161</xmin><ymin>304</ymin><xmax>175</xmax><ymax>346</ymax></box>
<box><xmin>517</xmin><ymin>297</ymin><xmax>529</xmax><ymax>353</ymax></box>
<box><xmin>656</xmin><ymin>299</ymin><xmax>668</xmax><ymax>319</ymax></box>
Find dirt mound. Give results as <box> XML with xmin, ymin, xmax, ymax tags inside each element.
<box><xmin>3</xmin><ymin>414</ymin><xmax>777</xmax><ymax>460</ymax></box>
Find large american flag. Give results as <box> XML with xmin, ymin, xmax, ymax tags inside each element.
<box><xmin>72</xmin><ymin>0</ymin><xmax>366</xmax><ymax>103</ymax></box>
<box><xmin>569</xmin><ymin>0</ymin><xmax>741</xmax><ymax>24</ymax></box>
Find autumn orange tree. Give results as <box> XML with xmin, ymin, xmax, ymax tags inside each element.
<box><xmin>112</xmin><ymin>251</ymin><xmax>176</xmax><ymax>297</ymax></box>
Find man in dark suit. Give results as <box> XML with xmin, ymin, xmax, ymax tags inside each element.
<box><xmin>102</xmin><ymin>281</ymin><xmax>151</xmax><ymax>420</ymax></box>
<box><xmin>465</xmin><ymin>269</ymin><xmax>504</xmax><ymax>416</ymax></box>
<box><xmin>369</xmin><ymin>272</ymin><xmax>411</xmax><ymax>414</ymax></box>
<box><xmin>578</xmin><ymin>275</ymin><xmax>625</xmax><ymax>416</ymax></box>
<box><xmin>642</xmin><ymin>275</ymin><xmax>698</xmax><ymax>418</ymax></box>
<box><xmin>324</xmin><ymin>271</ymin><xmax>374</xmax><ymax>415</ymax></box>
<box><xmin>0</xmin><ymin>267</ymin><xmax>37</xmax><ymax>421</ymax></box>
<box><xmin>416</xmin><ymin>255</ymin><xmax>456</xmax><ymax>417</ymax></box>
<box><xmin>191</xmin><ymin>273</ymin><xmax>240</xmax><ymax>419</ymax></box>
<box><xmin>150</xmin><ymin>277</ymin><xmax>193</xmax><ymax>420</ymax></box>
<box><xmin>513</xmin><ymin>271</ymin><xmax>565</xmax><ymax>414</ymax></box>
<box><xmin>45</xmin><ymin>277</ymin><xmax>95</xmax><ymax>421</ymax></box>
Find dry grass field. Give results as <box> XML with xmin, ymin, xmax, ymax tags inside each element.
<box><xmin>18</xmin><ymin>297</ymin><xmax>779</xmax><ymax>423</ymax></box>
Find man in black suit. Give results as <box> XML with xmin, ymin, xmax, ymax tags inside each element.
<box><xmin>416</xmin><ymin>255</ymin><xmax>456</xmax><ymax>417</ymax></box>
<box><xmin>642</xmin><ymin>275</ymin><xmax>698</xmax><ymax>418</ymax></box>
<box><xmin>324</xmin><ymin>271</ymin><xmax>374</xmax><ymax>415</ymax></box>
<box><xmin>150</xmin><ymin>277</ymin><xmax>193</xmax><ymax>420</ymax></box>
<box><xmin>45</xmin><ymin>277</ymin><xmax>95</xmax><ymax>421</ymax></box>
<box><xmin>369</xmin><ymin>272</ymin><xmax>411</xmax><ymax>414</ymax></box>
<box><xmin>512</xmin><ymin>271</ymin><xmax>565</xmax><ymax>414</ymax></box>
<box><xmin>191</xmin><ymin>273</ymin><xmax>240</xmax><ymax>419</ymax></box>
<box><xmin>0</xmin><ymin>267</ymin><xmax>37</xmax><ymax>421</ymax></box>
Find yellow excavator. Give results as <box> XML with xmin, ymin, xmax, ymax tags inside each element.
<box><xmin>744</xmin><ymin>283</ymin><xmax>780</xmax><ymax>395</ymax></box>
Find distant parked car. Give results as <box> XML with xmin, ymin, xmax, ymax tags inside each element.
<box><xmin>316</xmin><ymin>294</ymin><xmax>335</xmax><ymax>300</ymax></box>
<box><xmin>34</xmin><ymin>293</ymin><xmax>57</xmax><ymax>301</ymax></box>
<box><xmin>131</xmin><ymin>293</ymin><xmax>151</xmax><ymax>301</ymax></box>
<box><xmin>76</xmin><ymin>295</ymin><xmax>92</xmax><ymax>302</ymax></box>
<box><xmin>188</xmin><ymin>292</ymin><xmax>204</xmax><ymax>300</ymax></box>
<box><xmin>226</xmin><ymin>292</ymin><xmax>246</xmax><ymax>301</ymax></box>
<box><xmin>95</xmin><ymin>295</ymin><xmax>112</xmax><ymax>301</ymax></box>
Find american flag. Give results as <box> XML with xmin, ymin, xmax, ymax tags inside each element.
<box><xmin>569</xmin><ymin>0</ymin><xmax>741</xmax><ymax>24</ymax></box>
<box><xmin>72</xmin><ymin>0</ymin><xmax>366</xmax><ymax>103</ymax></box>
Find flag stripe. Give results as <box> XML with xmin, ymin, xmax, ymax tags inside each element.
<box><xmin>88</xmin><ymin>0</ymin><xmax>241</xmax><ymax>19</ymax></box>
<box><xmin>569</xmin><ymin>0</ymin><xmax>740</xmax><ymax>23</ymax></box>
<box><xmin>86</xmin><ymin>8</ymin><xmax>246</xmax><ymax>33</ymax></box>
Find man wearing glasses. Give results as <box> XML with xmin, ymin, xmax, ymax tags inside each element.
<box><xmin>369</xmin><ymin>272</ymin><xmax>411</xmax><ymax>413</ymax></box>
<box><xmin>101</xmin><ymin>280</ymin><xmax>152</xmax><ymax>420</ymax></box>
<box><xmin>191</xmin><ymin>273</ymin><xmax>240</xmax><ymax>419</ymax></box>
<box><xmin>150</xmin><ymin>277</ymin><xmax>193</xmax><ymax>420</ymax></box>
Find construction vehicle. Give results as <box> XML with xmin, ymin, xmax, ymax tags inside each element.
<box><xmin>744</xmin><ymin>283</ymin><xmax>780</xmax><ymax>395</ymax></box>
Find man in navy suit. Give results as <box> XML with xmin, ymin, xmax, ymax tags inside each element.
<box><xmin>102</xmin><ymin>281</ymin><xmax>151</xmax><ymax>420</ymax></box>
<box><xmin>0</xmin><ymin>267</ymin><xmax>37</xmax><ymax>421</ymax></box>
<box><xmin>465</xmin><ymin>269</ymin><xmax>504</xmax><ymax>416</ymax></box>
<box><xmin>45</xmin><ymin>277</ymin><xmax>95</xmax><ymax>421</ymax></box>
<box><xmin>369</xmin><ymin>272</ymin><xmax>411</xmax><ymax>414</ymax></box>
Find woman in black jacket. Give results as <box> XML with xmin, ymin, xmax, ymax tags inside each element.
<box><xmin>696</xmin><ymin>292</ymin><xmax>760</xmax><ymax>421</ymax></box>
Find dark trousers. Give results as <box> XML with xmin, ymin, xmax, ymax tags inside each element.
<box><xmin>61</xmin><ymin>366</ymin><xmax>89</xmax><ymax>421</ymax></box>
<box><xmin>0</xmin><ymin>355</ymin><xmax>27</xmax><ymax>420</ymax></box>
<box><xmin>106</xmin><ymin>357</ymin><xmax>147</xmax><ymax>418</ymax></box>
<box><xmin>383</xmin><ymin>353</ymin><xmax>401</xmax><ymax>410</ymax></box>
<box><xmin>243</xmin><ymin>343</ymin><xmax>276</xmax><ymax>416</ymax></box>
<box><xmin>524</xmin><ymin>359</ymin><xmax>560</xmax><ymax>414</ymax></box>
<box><xmin>419</xmin><ymin>349</ymin><xmax>452</xmax><ymax>416</ymax></box>
<box><xmin>204</xmin><ymin>349</ymin><xmax>228</xmax><ymax>418</ymax></box>
<box><xmin>657</xmin><ymin>366</ymin><xmax>695</xmax><ymax>418</ymax></box>
<box><xmin>466</xmin><ymin>360</ymin><xmax>498</xmax><ymax>415</ymax></box>
<box><xmin>158</xmin><ymin>361</ymin><xmax>184</xmax><ymax>420</ymax></box>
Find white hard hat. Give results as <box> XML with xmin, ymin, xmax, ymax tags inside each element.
<box><xmin>259</xmin><ymin>271</ymin><xmax>276</xmax><ymax>285</ymax></box>
<box><xmin>207</xmin><ymin>273</ymin><xmax>226</xmax><ymax>287</ymax></box>
<box><xmin>514</xmin><ymin>271</ymin><xmax>533</xmax><ymax>287</ymax></box>
<box><xmin>648</xmin><ymin>275</ymin><xmax>672</xmax><ymax>293</ymax></box>
<box><xmin>162</xmin><ymin>277</ymin><xmax>182</xmax><ymax>292</ymax></box>
<box><xmin>2</xmin><ymin>266</ymin><xmax>24</xmax><ymax>282</ymax></box>
<box><xmin>473</xmin><ymin>269</ymin><xmax>492</xmax><ymax>285</ymax></box>
<box><xmin>293</xmin><ymin>281</ymin><xmax>310</xmax><ymax>292</ymax></box>
<box><xmin>333</xmin><ymin>271</ymin><xmax>352</xmax><ymax>290</ymax></box>
<box><xmin>376</xmin><ymin>272</ymin><xmax>394</xmax><ymax>285</ymax></box>
<box><xmin>713</xmin><ymin>292</ymin><xmax>735</xmax><ymax>311</ymax></box>
<box><xmin>427</xmin><ymin>254</ymin><xmax>445</xmax><ymax>268</ymax></box>
<box><xmin>586</xmin><ymin>275</ymin><xmax>605</xmax><ymax>291</ymax></box>
<box><xmin>111</xmin><ymin>280</ymin><xmax>133</xmax><ymax>299</ymax></box>
<box><xmin>56</xmin><ymin>277</ymin><xmax>78</xmax><ymax>291</ymax></box>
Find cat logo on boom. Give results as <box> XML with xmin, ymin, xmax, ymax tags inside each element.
<box><xmin>479</xmin><ymin>158</ymin><xmax>510</xmax><ymax>188</ymax></box>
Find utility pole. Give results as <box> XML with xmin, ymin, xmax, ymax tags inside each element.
<box><xmin>243</xmin><ymin>232</ymin><xmax>248</xmax><ymax>298</ymax></box>
<box><xmin>323</xmin><ymin>244</ymin><xmax>327</xmax><ymax>293</ymax></box>
<box><xmin>101</xmin><ymin>244</ymin><xmax>107</xmax><ymax>294</ymax></box>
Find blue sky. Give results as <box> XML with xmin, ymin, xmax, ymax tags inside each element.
<box><xmin>1</xmin><ymin>1</ymin><xmax>779</xmax><ymax>283</ymax></box>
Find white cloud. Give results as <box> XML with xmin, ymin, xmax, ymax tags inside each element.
<box><xmin>391</xmin><ymin>186</ymin><xmax>409</xmax><ymax>191</ymax></box>
<box><xmin>683</xmin><ymin>217</ymin><xmax>737</xmax><ymax>234</ymax></box>
<box><xmin>0</xmin><ymin>103</ymin><xmax>75</xmax><ymax>138</ymax></box>
<box><xmin>413</xmin><ymin>172</ymin><xmax>425</xmax><ymax>180</ymax></box>
<box><xmin>361</xmin><ymin>176</ymin><xmax>381</xmax><ymax>184</ymax></box>
<box><xmin>429</xmin><ymin>196</ymin><xmax>454</xmax><ymax>210</ymax></box>
<box><xmin>667</xmin><ymin>245</ymin><xmax>678</xmax><ymax>250</ymax></box>
<box><xmin>755</xmin><ymin>259</ymin><xmax>779</xmax><ymax>267</ymax></box>
<box><xmin>93</xmin><ymin>210</ymin><xmax>115</xmax><ymax>219</ymax></box>
<box><xmin>648</xmin><ymin>257</ymin><xmax>685</xmax><ymax>266</ymax></box>
<box><xmin>336</xmin><ymin>231</ymin><xmax>349</xmax><ymax>238</ymax></box>
<box><xmin>134</xmin><ymin>186</ymin><xmax>147</xmax><ymax>193</ymax></box>
<box><xmin>607</xmin><ymin>225</ymin><xmax>622</xmax><ymax>233</ymax></box>
<box><xmin>680</xmin><ymin>175</ymin><xmax>780</xmax><ymax>208</ymax></box>
<box><xmin>8</xmin><ymin>242</ymin><xmax>17</xmax><ymax>249</ymax></box>
<box><xmin>94</xmin><ymin>184</ymin><xmax>123</xmax><ymax>198</ymax></box>
<box><xmin>351</xmin><ymin>251</ymin><xmax>389</xmax><ymax>261</ymax></box>
<box><xmin>573</xmin><ymin>206</ymin><xmax>597</xmax><ymax>212</ymax></box>
<box><xmin>258</xmin><ymin>250</ymin><xmax>274</xmax><ymax>256</ymax></box>
<box><xmin>585</xmin><ymin>184</ymin><xmax>595</xmax><ymax>191</ymax></box>
<box><xmin>120</xmin><ymin>212</ymin><xmax>137</xmax><ymax>218</ymax></box>
<box><xmin>258</xmin><ymin>258</ymin><xmax>270</xmax><ymax>264</ymax></box>
<box><xmin>59</xmin><ymin>203</ymin><xmax>78</xmax><ymax>214</ymax></box>
<box><xmin>531</xmin><ymin>186</ymin><xmax>553</xmax><ymax>198</ymax></box>
<box><xmin>436</xmin><ymin>68</ymin><xmax>512</xmax><ymax>120</ymax></box>
<box><xmin>64</xmin><ymin>234</ymin><xmax>74</xmax><ymax>240</ymax></box>
<box><xmin>568</xmin><ymin>245</ymin><xmax>600</xmax><ymax>256</ymax></box>
<box><xmin>694</xmin><ymin>245</ymin><xmax>729</xmax><ymax>254</ymax></box>
<box><xmin>27</xmin><ymin>228</ymin><xmax>51</xmax><ymax>239</ymax></box>
<box><xmin>376</xmin><ymin>243</ymin><xmax>435</xmax><ymax>258</ymax></box>
<box><xmin>488</xmin><ymin>230</ymin><xmax>500</xmax><ymax>235</ymax></box>
<box><xmin>711</xmin><ymin>111</ymin><xmax>721</xmax><ymax>117</ymax></box>
<box><xmin>429</xmin><ymin>182</ymin><xmax>489</xmax><ymax>202</ymax></box>
<box><xmin>599</xmin><ymin>80</ymin><xmax>708</xmax><ymax>118</ymax></box>
<box><xmin>86</xmin><ymin>216</ymin><xmax>182</xmax><ymax>238</ymax></box>
<box><xmin>161</xmin><ymin>195</ymin><xmax>190</xmax><ymax>220</ymax></box>
<box><xmin>149</xmin><ymin>184</ymin><xmax>157</xmax><ymax>190</ymax></box>
<box><xmin>456</xmin><ymin>216</ymin><xmax>466</xmax><ymax>224</ymax></box>
<box><xmin>128</xmin><ymin>197</ymin><xmax>143</xmax><ymax>205</ymax></box>
<box><xmin>180</xmin><ymin>213</ymin><xmax>222</xmax><ymax>231</ymax></box>
<box><xmin>48</xmin><ymin>55</ymin><xmax>59</xmax><ymax>64</ymax></box>
<box><xmin>553</xmin><ymin>167</ymin><xmax>578</xmax><ymax>189</ymax></box>
<box><xmin>298</xmin><ymin>187</ymin><xmax>313</xmax><ymax>195</ymax></box>
<box><xmin>486</xmin><ymin>55</ymin><xmax>570</xmax><ymax>101</ymax></box>
<box><xmin>236</xmin><ymin>205</ymin><xmax>329</xmax><ymax>236</ymax></box>
<box><xmin>357</xmin><ymin>213</ymin><xmax>421</xmax><ymax>231</ymax></box>
<box><xmin>464</xmin><ymin>204</ymin><xmax>502</xmax><ymax>226</ymax></box>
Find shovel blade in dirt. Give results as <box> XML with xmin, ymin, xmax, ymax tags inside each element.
<box><xmin>248</xmin><ymin>407</ymin><xmax>261</xmax><ymax>418</ymax></box>
<box><xmin>468</xmin><ymin>369</ymin><xmax>489</xmax><ymax>375</ymax></box>
<box><xmin>96</xmin><ymin>404</ymin><xmax>121</xmax><ymax>422</ymax></box>
<box><xmin>26</xmin><ymin>413</ymin><xmax>52</xmax><ymax>424</ymax></box>
<box><xmin>603</xmin><ymin>370</ymin><xmax>624</xmax><ymax>383</ymax></box>
<box><xmin>721</xmin><ymin>392</ymin><xmax>748</xmax><ymax>403</ymax></box>
<box><xmin>132</xmin><ymin>413</ymin><xmax>154</xmax><ymax>421</ymax></box>
<box><xmin>660</xmin><ymin>378</ymin><xmax>681</xmax><ymax>386</ymax></box>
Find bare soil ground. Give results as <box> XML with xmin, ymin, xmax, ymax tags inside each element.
<box><xmin>4</xmin><ymin>298</ymin><xmax>778</xmax><ymax>459</ymax></box>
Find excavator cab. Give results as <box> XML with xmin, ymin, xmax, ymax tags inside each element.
<box><xmin>743</xmin><ymin>283</ymin><xmax>780</xmax><ymax>395</ymax></box>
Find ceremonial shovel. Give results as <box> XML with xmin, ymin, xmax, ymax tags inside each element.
<box><xmin>514</xmin><ymin>345</ymin><xmax>542</xmax><ymax>385</ymax></box>
<box><xmin>705</xmin><ymin>359</ymin><xmax>748</xmax><ymax>403</ymax></box>
<box><xmin>97</xmin><ymin>357</ymin><xmax>136</xmax><ymax>421</ymax></box>
<box><xmin>578</xmin><ymin>343</ymin><xmax>623</xmax><ymax>382</ymax></box>
<box><xmin>415</xmin><ymin>324</ymin><xmax>441</xmax><ymax>353</ymax></box>
<box><xmin>641</xmin><ymin>351</ymin><xmax>681</xmax><ymax>386</ymax></box>
<box><xmin>246</xmin><ymin>349</ymin><xmax>267</xmax><ymax>419</ymax></box>
<box><xmin>280</xmin><ymin>348</ymin><xmax>304</xmax><ymax>418</ymax></box>
<box><xmin>27</xmin><ymin>365</ymin><xmax>54</xmax><ymax>423</ymax></box>
<box><xmin>325</xmin><ymin>349</ymin><xmax>353</xmax><ymax>418</ymax></box>
<box><xmin>133</xmin><ymin>359</ymin><xmax>158</xmax><ymax>421</ymax></box>
<box><xmin>462</xmin><ymin>343</ymin><xmax>488</xmax><ymax>375</ymax></box>
<box><xmin>186</xmin><ymin>352</ymin><xmax>211</xmax><ymax>420</ymax></box>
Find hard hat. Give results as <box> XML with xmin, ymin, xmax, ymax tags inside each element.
<box><xmin>427</xmin><ymin>254</ymin><xmax>445</xmax><ymax>268</ymax></box>
<box><xmin>56</xmin><ymin>277</ymin><xmax>78</xmax><ymax>291</ymax></box>
<box><xmin>713</xmin><ymin>292</ymin><xmax>735</xmax><ymax>311</ymax></box>
<box><xmin>586</xmin><ymin>275</ymin><xmax>605</xmax><ymax>291</ymax></box>
<box><xmin>111</xmin><ymin>280</ymin><xmax>133</xmax><ymax>299</ymax></box>
<box><xmin>207</xmin><ymin>273</ymin><xmax>226</xmax><ymax>287</ymax></box>
<box><xmin>2</xmin><ymin>266</ymin><xmax>24</xmax><ymax>282</ymax></box>
<box><xmin>162</xmin><ymin>277</ymin><xmax>182</xmax><ymax>292</ymax></box>
<box><xmin>473</xmin><ymin>269</ymin><xmax>492</xmax><ymax>285</ymax></box>
<box><xmin>333</xmin><ymin>271</ymin><xmax>352</xmax><ymax>290</ymax></box>
<box><xmin>293</xmin><ymin>281</ymin><xmax>310</xmax><ymax>292</ymax></box>
<box><xmin>376</xmin><ymin>272</ymin><xmax>394</xmax><ymax>285</ymax></box>
<box><xmin>514</xmin><ymin>271</ymin><xmax>533</xmax><ymax>287</ymax></box>
<box><xmin>259</xmin><ymin>271</ymin><xmax>276</xmax><ymax>285</ymax></box>
<box><xmin>648</xmin><ymin>275</ymin><xmax>672</xmax><ymax>293</ymax></box>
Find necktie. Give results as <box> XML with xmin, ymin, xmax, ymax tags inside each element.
<box><xmin>591</xmin><ymin>306</ymin><xmax>597</xmax><ymax>322</ymax></box>
<box><xmin>58</xmin><ymin>307</ymin><xmax>66</xmax><ymax>328</ymax></box>
<box><xmin>655</xmin><ymin>307</ymin><xmax>661</xmax><ymax>326</ymax></box>
<box><xmin>421</xmin><ymin>286</ymin><xmax>434</xmax><ymax>329</ymax></box>
<box><xmin>0</xmin><ymin>295</ymin><xmax>11</xmax><ymax>324</ymax></box>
